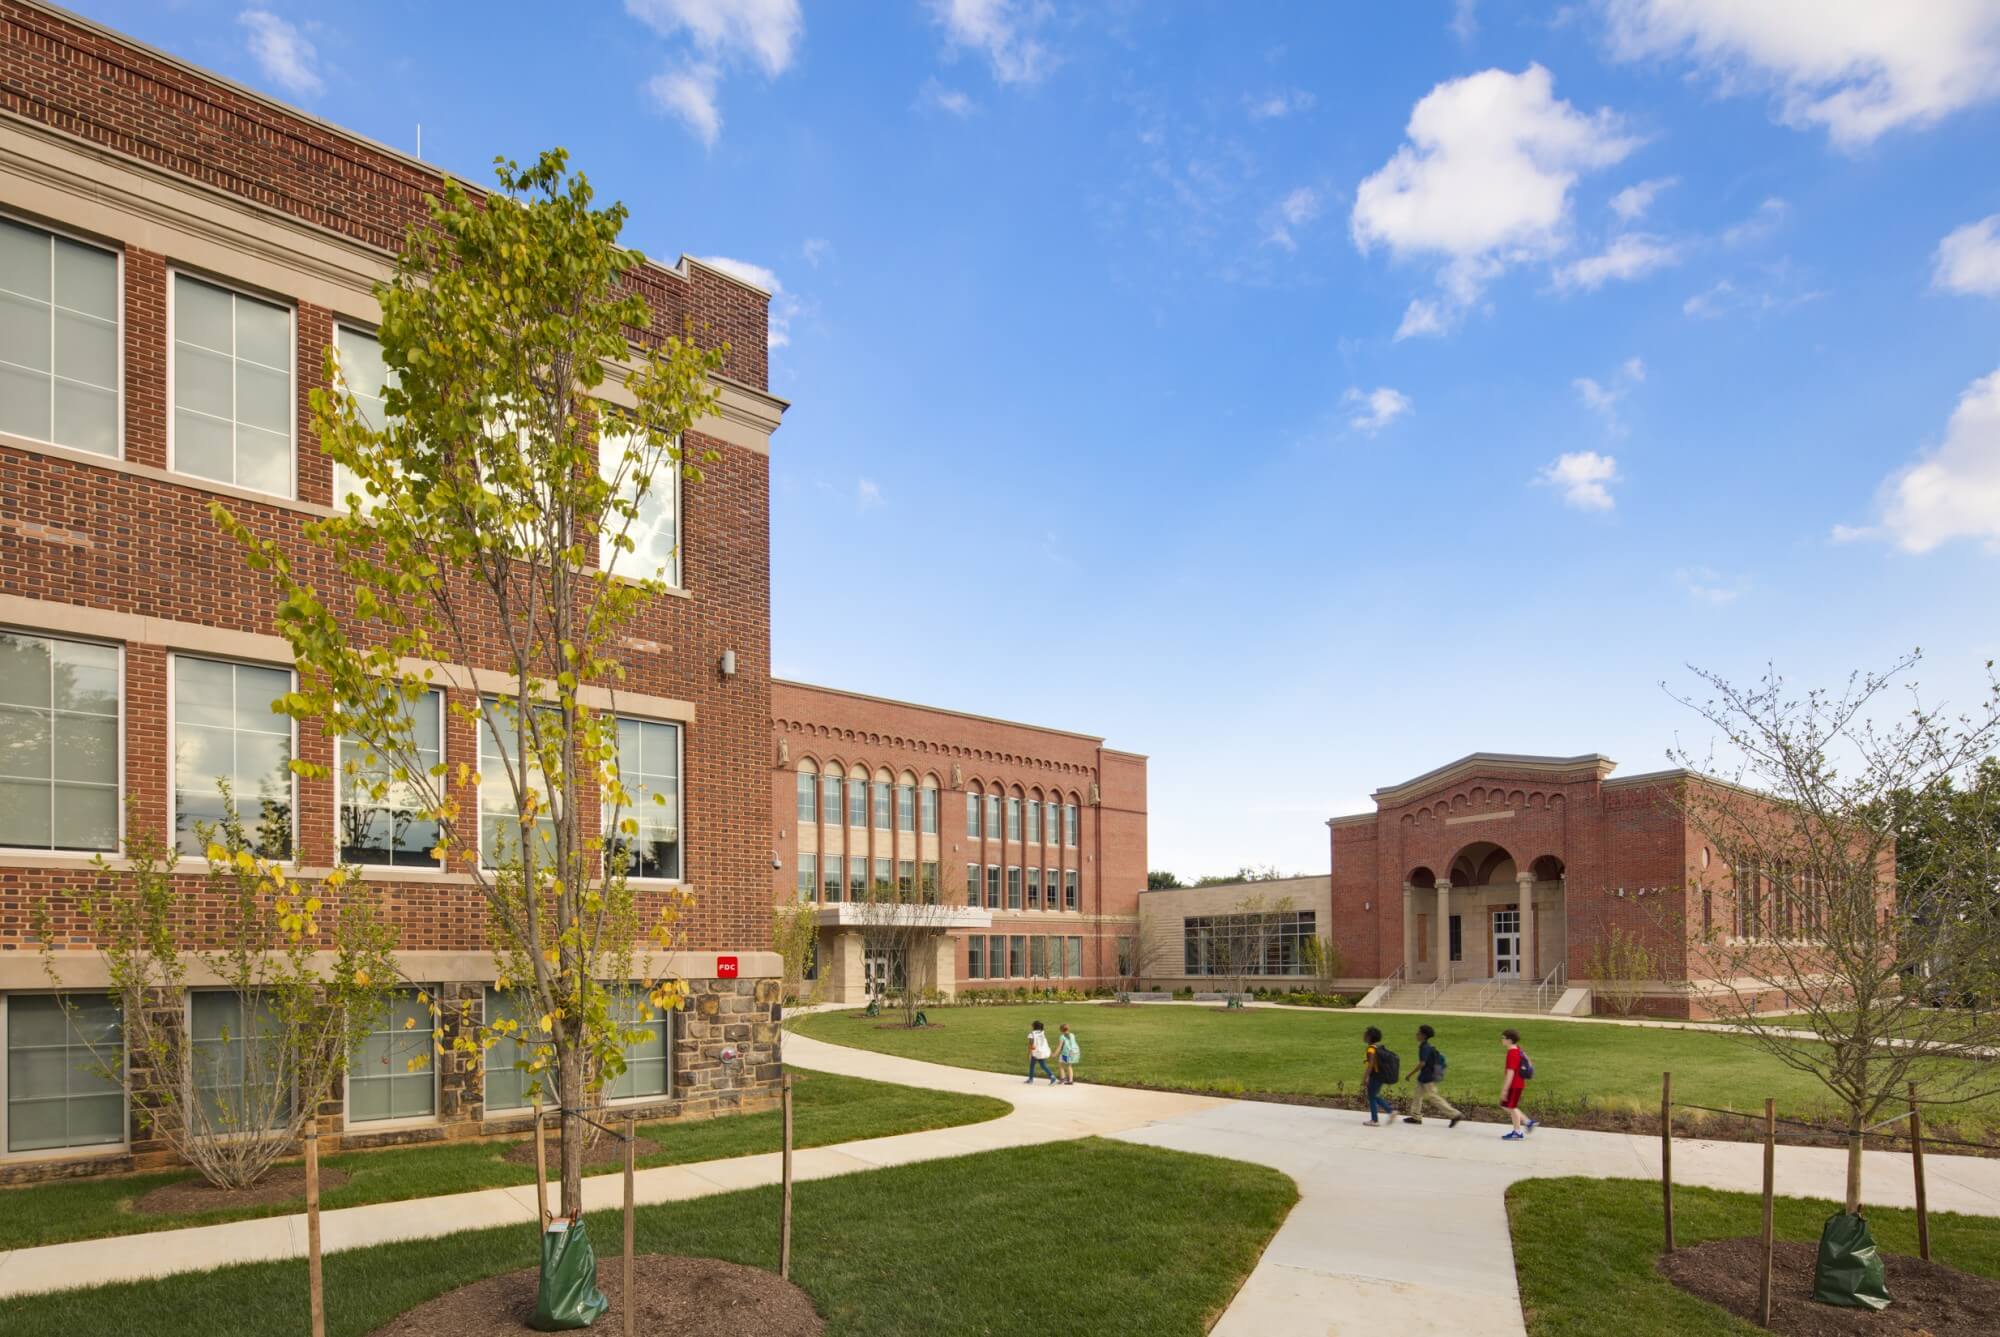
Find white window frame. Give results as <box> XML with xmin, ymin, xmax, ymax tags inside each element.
<box><xmin>0</xmin><ymin>628</ymin><xmax>125</xmax><ymax>857</ymax></box>
<box><xmin>329</xmin><ymin>319</ymin><xmax>390</xmax><ymax>513</ymax></box>
<box><xmin>609</xmin><ymin>714</ymin><xmax>685</xmax><ymax>886</ymax></box>
<box><xmin>475</xmin><ymin>696</ymin><xmax>560</xmax><ymax>874</ymax></box>
<box><xmin>0</xmin><ymin>208</ymin><xmax>125</xmax><ymax>460</ymax></box>
<box><xmin>341</xmin><ymin>985</ymin><xmax>441</xmax><ymax>1130</ymax></box>
<box><xmin>0</xmin><ymin>990</ymin><xmax>131</xmax><ymax>1162</ymax></box>
<box><xmin>333</xmin><ymin>687</ymin><xmax>444</xmax><ymax>874</ymax></box>
<box><xmin>597</xmin><ymin>426</ymin><xmax>683</xmax><ymax>589</ymax></box>
<box><xmin>166</xmin><ymin>267</ymin><xmax>297</xmax><ymax>500</ymax></box>
<box><xmin>166</xmin><ymin>654</ymin><xmax>298</xmax><ymax>867</ymax></box>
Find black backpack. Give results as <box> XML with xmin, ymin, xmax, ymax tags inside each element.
<box><xmin>1375</xmin><ymin>1046</ymin><xmax>1401</xmax><ymax>1084</ymax></box>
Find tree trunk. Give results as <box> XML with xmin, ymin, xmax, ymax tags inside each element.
<box><xmin>1845</xmin><ymin>1116</ymin><xmax>1865</xmax><ymax>1215</ymax></box>
<box><xmin>559</xmin><ymin>1041</ymin><xmax>585</xmax><ymax>1218</ymax></box>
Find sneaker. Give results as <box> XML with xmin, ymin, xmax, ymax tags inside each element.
<box><xmin>1448</xmin><ymin>1117</ymin><xmax>1462</xmax><ymax>1128</ymax></box>
<box><xmin>1501</xmin><ymin>1131</ymin><xmax>1524</xmax><ymax>1140</ymax></box>
<box><xmin>1526</xmin><ymin>1119</ymin><xmax>1539</xmax><ymax>1135</ymax></box>
<box><xmin>1402</xmin><ymin>1117</ymin><xmax>1423</xmax><ymax>1125</ymax></box>
<box><xmin>1364</xmin><ymin>1119</ymin><xmax>1381</xmax><ymax>1127</ymax></box>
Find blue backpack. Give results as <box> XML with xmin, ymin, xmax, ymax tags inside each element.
<box><xmin>1516</xmin><ymin>1051</ymin><xmax>1534</xmax><ymax>1081</ymax></box>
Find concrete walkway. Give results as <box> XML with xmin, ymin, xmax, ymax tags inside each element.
<box><xmin>6</xmin><ymin>1034</ymin><xmax>2000</xmax><ymax>1337</ymax></box>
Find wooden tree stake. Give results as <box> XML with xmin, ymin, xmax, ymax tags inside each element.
<box><xmin>623</xmin><ymin>1112</ymin><xmax>637</xmax><ymax>1337</ymax></box>
<box><xmin>1660</xmin><ymin>1071</ymin><xmax>1674</xmax><ymax>1254</ymax></box>
<box><xmin>305</xmin><ymin>1116</ymin><xmax>326</xmax><ymax>1337</ymax></box>
<box><xmin>1909</xmin><ymin>1082</ymin><xmax>1930</xmax><ymax>1262</ymax></box>
<box><xmin>1759</xmin><ymin>1098</ymin><xmax>1776</xmax><ymax>1328</ymax></box>
<box><xmin>780</xmin><ymin>1073</ymin><xmax>795</xmax><ymax>1280</ymax></box>
<box><xmin>533</xmin><ymin>1096</ymin><xmax>549</xmax><ymax>1228</ymax></box>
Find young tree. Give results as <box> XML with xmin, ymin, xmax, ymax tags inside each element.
<box><xmin>853</xmin><ymin>868</ymin><xmax>956</xmax><ymax>1028</ymax></box>
<box><xmin>1668</xmin><ymin>654</ymin><xmax>2000</xmax><ymax>1216</ymax></box>
<box><xmin>37</xmin><ymin>815</ymin><xmax>395</xmax><ymax>1189</ymax></box>
<box><xmin>216</xmin><ymin>150</ymin><xmax>721</xmax><ymax>1232</ymax></box>
<box><xmin>1298</xmin><ymin>931</ymin><xmax>1343</xmax><ymax>996</ymax></box>
<box><xmin>772</xmin><ymin>901</ymin><xmax>822</xmax><ymax>1011</ymax></box>
<box><xmin>1582</xmin><ymin>920</ymin><xmax>1656</xmax><ymax>1017</ymax></box>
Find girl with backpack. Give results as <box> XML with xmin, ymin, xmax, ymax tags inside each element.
<box><xmin>1499</xmin><ymin>1028</ymin><xmax>1537</xmax><ymax>1140</ymax></box>
<box><xmin>1362</xmin><ymin>1026</ymin><xmax>1398</xmax><ymax>1125</ymax></box>
<box><xmin>1057</xmin><ymin>1024</ymin><xmax>1080</xmax><ymax>1085</ymax></box>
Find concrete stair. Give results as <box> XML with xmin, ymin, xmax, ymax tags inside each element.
<box><xmin>1365</xmin><ymin>979</ymin><xmax>1553</xmax><ymax>1015</ymax></box>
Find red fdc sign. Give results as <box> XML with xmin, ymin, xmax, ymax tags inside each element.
<box><xmin>716</xmin><ymin>955</ymin><xmax>739</xmax><ymax>979</ymax></box>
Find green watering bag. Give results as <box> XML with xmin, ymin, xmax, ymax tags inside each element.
<box><xmin>531</xmin><ymin>1217</ymin><xmax>610</xmax><ymax>1330</ymax></box>
<box><xmin>1811</xmin><ymin>1211</ymin><xmax>1891</xmax><ymax>1311</ymax></box>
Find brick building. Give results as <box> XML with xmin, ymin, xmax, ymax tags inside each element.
<box><xmin>1328</xmin><ymin>752</ymin><xmax>1798</xmax><ymax>1019</ymax></box>
<box><xmin>0</xmin><ymin>1</ymin><xmax>787</xmax><ymax>1181</ymax></box>
<box><xmin>771</xmin><ymin>680</ymin><xmax>1147</xmax><ymax>1002</ymax></box>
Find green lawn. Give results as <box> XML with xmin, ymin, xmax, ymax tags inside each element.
<box><xmin>1508</xmin><ymin>1176</ymin><xmax>2000</xmax><ymax>1335</ymax></box>
<box><xmin>0</xmin><ymin>1069</ymin><xmax>1005</xmax><ymax>1252</ymax></box>
<box><xmin>793</xmin><ymin>1004</ymin><xmax>2000</xmax><ymax>1136</ymax></box>
<box><xmin>0</xmin><ymin>1138</ymin><xmax>1297</xmax><ymax>1337</ymax></box>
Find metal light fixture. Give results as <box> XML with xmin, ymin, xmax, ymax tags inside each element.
<box><xmin>720</xmin><ymin>649</ymin><xmax>737</xmax><ymax>677</ymax></box>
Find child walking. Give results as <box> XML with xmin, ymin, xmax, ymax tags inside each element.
<box><xmin>1056</xmin><ymin>1024</ymin><xmax>1080</xmax><ymax>1085</ymax></box>
<box><xmin>1026</xmin><ymin>1020</ymin><xmax>1056</xmax><ymax>1085</ymax></box>
<box><xmin>1363</xmin><ymin>1026</ymin><xmax>1396</xmax><ymax>1125</ymax></box>
<box><xmin>1499</xmin><ymin>1028</ymin><xmax>1537</xmax><ymax>1139</ymax></box>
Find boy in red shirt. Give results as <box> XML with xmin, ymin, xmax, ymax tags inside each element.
<box><xmin>1499</xmin><ymin>1028</ymin><xmax>1537</xmax><ymax>1140</ymax></box>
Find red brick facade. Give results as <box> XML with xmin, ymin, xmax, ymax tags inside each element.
<box><xmin>1330</xmin><ymin>753</ymin><xmax>1791</xmax><ymax>1019</ymax></box>
<box><xmin>771</xmin><ymin>681</ymin><xmax>1147</xmax><ymax>995</ymax></box>
<box><xmin>0</xmin><ymin>2</ymin><xmax>785</xmax><ymax>1179</ymax></box>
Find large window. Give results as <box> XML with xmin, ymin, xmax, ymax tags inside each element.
<box><xmin>1066</xmin><ymin>936</ymin><xmax>1083</xmax><ymax>978</ymax></box>
<box><xmin>0</xmin><ymin>631</ymin><xmax>118</xmax><ymax>851</ymax></box>
<box><xmin>478</xmin><ymin>699</ymin><xmax>556</xmax><ymax>870</ymax></box>
<box><xmin>336</xmin><ymin>690</ymin><xmax>440</xmax><ymax>868</ymax></box>
<box><xmin>797</xmin><ymin>852</ymin><xmax>816</xmax><ymax>902</ymax></box>
<box><xmin>874</xmin><ymin>857</ymin><xmax>892</xmax><ymax>892</ymax></box>
<box><xmin>482</xmin><ymin>988</ymin><xmax>551</xmax><ymax>1111</ymax></box>
<box><xmin>1026</xmin><ymin>800</ymin><xmax>1041</xmax><ymax>845</ymax></box>
<box><xmin>823</xmin><ymin>857</ymin><xmax>842</xmax><ymax>903</ymax></box>
<box><xmin>1065</xmin><ymin>870</ymin><xmax>1079</xmax><ymax>911</ymax></box>
<box><xmin>796</xmin><ymin>768</ymin><xmax>816</xmax><ymax>823</ymax></box>
<box><xmin>1005</xmin><ymin>797</ymin><xmax>1021</xmax><ymax>841</ymax></box>
<box><xmin>895</xmin><ymin>782</ymin><xmax>914</xmax><ymax>830</ymax></box>
<box><xmin>609</xmin><ymin>717</ymin><xmax>681</xmax><ymax>881</ymax></box>
<box><xmin>172</xmin><ymin>656</ymin><xmax>292</xmax><ymax>859</ymax></box>
<box><xmin>920</xmin><ymin>784</ymin><xmax>937</xmax><ymax>834</ymax></box>
<box><xmin>597</xmin><ymin>429</ymin><xmax>679</xmax><ymax>586</ymax></box>
<box><xmin>331</xmin><ymin>324</ymin><xmax>390</xmax><ymax>510</ymax></box>
<box><xmin>0</xmin><ymin>217</ymin><xmax>118</xmax><ymax>455</ymax></box>
<box><xmin>1026</xmin><ymin>867</ymin><xmax>1041</xmax><ymax>910</ymax></box>
<box><xmin>604</xmin><ymin>987</ymin><xmax>668</xmax><ymax>1101</ymax></box>
<box><xmin>922</xmin><ymin>861</ymin><xmax>939</xmax><ymax>902</ymax></box>
<box><xmin>872</xmin><ymin>781</ymin><xmax>890</xmax><ymax>829</ymax></box>
<box><xmin>849</xmin><ymin>855</ymin><xmax>866</xmax><ymax>900</ymax></box>
<box><xmin>965</xmin><ymin>863</ymin><xmax>979</xmax><ymax>908</ymax></box>
<box><xmin>1030</xmin><ymin>936</ymin><xmax>1049</xmax><ymax>977</ymax></box>
<box><xmin>966</xmin><ymin>935</ymin><xmax>985</xmax><ymax>978</ymax></box>
<box><xmin>846</xmin><ymin>777</ymin><xmax>866</xmax><ymax>827</ymax></box>
<box><xmin>1045</xmin><ymin>801</ymin><xmax>1059</xmax><ymax>843</ymax></box>
<box><xmin>347</xmin><ymin>988</ymin><xmax>434</xmax><ymax>1123</ymax></box>
<box><xmin>1008</xmin><ymin>935</ymin><xmax>1026</xmax><ymax>978</ymax></box>
<box><xmin>1181</xmin><ymin>911</ymin><xmax>1318</xmax><ymax>977</ymax></box>
<box><xmin>1006</xmin><ymin>866</ymin><xmax>1022</xmax><ymax>910</ymax></box>
<box><xmin>985</xmin><ymin>864</ymin><xmax>1001</xmax><ymax>909</ymax></box>
<box><xmin>190</xmin><ymin>992</ymin><xmax>289</xmax><ymax>1131</ymax></box>
<box><xmin>172</xmin><ymin>272</ymin><xmax>292</xmax><ymax>496</ymax></box>
<box><xmin>985</xmin><ymin>794</ymin><xmax>1001</xmax><ymax>841</ymax></box>
<box><xmin>897</xmin><ymin>860</ymin><xmax>914</xmax><ymax>894</ymax></box>
<box><xmin>5</xmin><ymin>993</ymin><xmax>122</xmax><ymax>1153</ymax></box>
<box><xmin>965</xmin><ymin>791</ymin><xmax>980</xmax><ymax>839</ymax></box>
<box><xmin>1064</xmin><ymin>803</ymin><xmax>1078</xmax><ymax>846</ymax></box>
<box><xmin>821</xmin><ymin>771</ymin><xmax>841</xmax><ymax>824</ymax></box>
<box><xmin>986</xmin><ymin>936</ymin><xmax>1005</xmax><ymax>979</ymax></box>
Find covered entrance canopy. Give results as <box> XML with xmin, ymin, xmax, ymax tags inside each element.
<box><xmin>811</xmin><ymin>903</ymin><xmax>992</xmax><ymax>1005</ymax></box>
<box><xmin>1404</xmin><ymin>843</ymin><xmax>1566</xmax><ymax>986</ymax></box>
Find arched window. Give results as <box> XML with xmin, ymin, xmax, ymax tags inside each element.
<box><xmin>846</xmin><ymin>763</ymin><xmax>868</xmax><ymax>827</ymax></box>
<box><xmin>820</xmin><ymin>763</ymin><xmax>843</xmax><ymax>825</ymax></box>
<box><xmin>920</xmin><ymin>774</ymin><xmax>940</xmax><ymax>835</ymax></box>
<box><xmin>795</xmin><ymin>761</ymin><xmax>818</xmax><ymax>824</ymax></box>
<box><xmin>896</xmin><ymin>770</ymin><xmax>917</xmax><ymax>830</ymax></box>
<box><xmin>966</xmin><ymin>783</ymin><xmax>983</xmax><ymax>839</ymax></box>
<box><xmin>1026</xmin><ymin>788</ymin><xmax>1043</xmax><ymax>844</ymax></box>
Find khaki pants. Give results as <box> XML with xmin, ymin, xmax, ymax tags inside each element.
<box><xmin>1407</xmin><ymin>1081</ymin><xmax>1461</xmax><ymax>1121</ymax></box>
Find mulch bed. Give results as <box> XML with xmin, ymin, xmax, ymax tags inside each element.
<box><xmin>1657</xmin><ymin>1237</ymin><xmax>2000</xmax><ymax>1335</ymax></box>
<box><xmin>366</xmin><ymin>1254</ymin><xmax>823</xmax><ymax>1337</ymax></box>
<box><xmin>133</xmin><ymin>1165</ymin><xmax>352</xmax><ymax>1215</ymax></box>
<box><xmin>497</xmin><ymin>1135</ymin><xmax>658</xmax><ymax>1169</ymax></box>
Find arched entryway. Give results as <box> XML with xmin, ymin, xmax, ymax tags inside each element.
<box><xmin>1403</xmin><ymin>843</ymin><xmax>1568</xmax><ymax>986</ymax></box>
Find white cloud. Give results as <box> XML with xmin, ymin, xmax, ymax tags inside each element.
<box><xmin>695</xmin><ymin>256</ymin><xmax>797</xmax><ymax>349</ymax></box>
<box><xmin>1574</xmin><ymin>376</ymin><xmax>1619</xmax><ymax>415</ymax></box>
<box><xmin>1864</xmin><ymin>367</ymin><xmax>2000</xmax><ymax>553</ymax></box>
<box><xmin>1553</xmin><ymin>232</ymin><xmax>1681</xmax><ymax>291</ymax></box>
<box><xmin>1622</xmin><ymin>355</ymin><xmax>1646</xmax><ymax>381</ymax></box>
<box><xmin>1351</xmin><ymin>65</ymin><xmax>1636</xmax><ymax>334</ymax></box>
<box><xmin>1722</xmin><ymin>196</ymin><xmax>1789</xmax><ymax>247</ymax></box>
<box><xmin>1450</xmin><ymin>0</ymin><xmax>1479</xmax><ymax>43</ymax></box>
<box><xmin>1609</xmin><ymin>175</ymin><xmax>1676</xmax><ymax>221</ymax></box>
<box><xmin>1572</xmin><ymin>355</ymin><xmax>1646</xmax><ymax>434</ymax></box>
<box><xmin>1933</xmin><ymin>215</ymin><xmax>2000</xmax><ymax>297</ymax></box>
<box><xmin>856</xmin><ymin>478</ymin><xmax>884</xmax><ymax>508</ymax></box>
<box><xmin>237</xmin><ymin>10</ymin><xmax>323</xmax><ymax>98</ymax></box>
<box><xmin>929</xmin><ymin>0</ymin><xmax>1054</xmax><ymax>86</ymax></box>
<box><xmin>648</xmin><ymin>63</ymin><xmax>723</xmax><ymax>146</ymax></box>
<box><xmin>1344</xmin><ymin>386</ymin><xmax>1413</xmax><ymax>434</ymax></box>
<box><xmin>629</xmin><ymin>0</ymin><xmax>803</xmax><ymax>145</ymax></box>
<box><xmin>918</xmin><ymin>77</ymin><xmax>975</xmax><ymax>116</ymax></box>
<box><xmin>1676</xmin><ymin>566</ymin><xmax>1746</xmax><ymax>604</ymax></box>
<box><xmin>1247</xmin><ymin>89</ymin><xmax>1315</xmax><ymax>121</ymax></box>
<box><xmin>1538</xmin><ymin>449</ymin><xmax>1619</xmax><ymax>510</ymax></box>
<box><xmin>1395</xmin><ymin>299</ymin><xmax>1448</xmax><ymax>340</ymax></box>
<box><xmin>1601</xmin><ymin>0</ymin><xmax>2000</xmax><ymax>147</ymax></box>
<box><xmin>1265</xmin><ymin>186</ymin><xmax>1322</xmax><ymax>251</ymax></box>
<box><xmin>626</xmin><ymin>0</ymin><xmax>801</xmax><ymax>75</ymax></box>
<box><xmin>801</xmin><ymin>238</ymin><xmax>832</xmax><ymax>267</ymax></box>
<box><xmin>1681</xmin><ymin>266</ymin><xmax>1827</xmax><ymax>320</ymax></box>
<box><xmin>1829</xmin><ymin>523</ymin><xmax>1877</xmax><ymax>544</ymax></box>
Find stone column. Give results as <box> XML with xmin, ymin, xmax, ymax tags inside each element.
<box><xmin>1517</xmin><ymin>872</ymin><xmax>1538</xmax><ymax>980</ymax></box>
<box><xmin>1434</xmin><ymin>881</ymin><xmax>1452</xmax><ymax>985</ymax></box>
<box><xmin>1401</xmin><ymin>882</ymin><xmax>1417</xmax><ymax>980</ymax></box>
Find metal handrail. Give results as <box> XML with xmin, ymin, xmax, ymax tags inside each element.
<box><xmin>1535</xmin><ymin>963</ymin><xmax>1567</xmax><ymax>1013</ymax></box>
<box><xmin>1419</xmin><ymin>963</ymin><xmax>1451</xmax><ymax>1008</ymax></box>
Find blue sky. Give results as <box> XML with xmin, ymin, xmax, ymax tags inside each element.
<box><xmin>80</xmin><ymin>1</ymin><xmax>2000</xmax><ymax>879</ymax></box>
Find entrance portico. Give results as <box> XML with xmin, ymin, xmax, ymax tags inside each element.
<box><xmin>1400</xmin><ymin>844</ymin><xmax>1567</xmax><ymax>987</ymax></box>
<box><xmin>811</xmin><ymin>903</ymin><xmax>993</xmax><ymax>1004</ymax></box>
